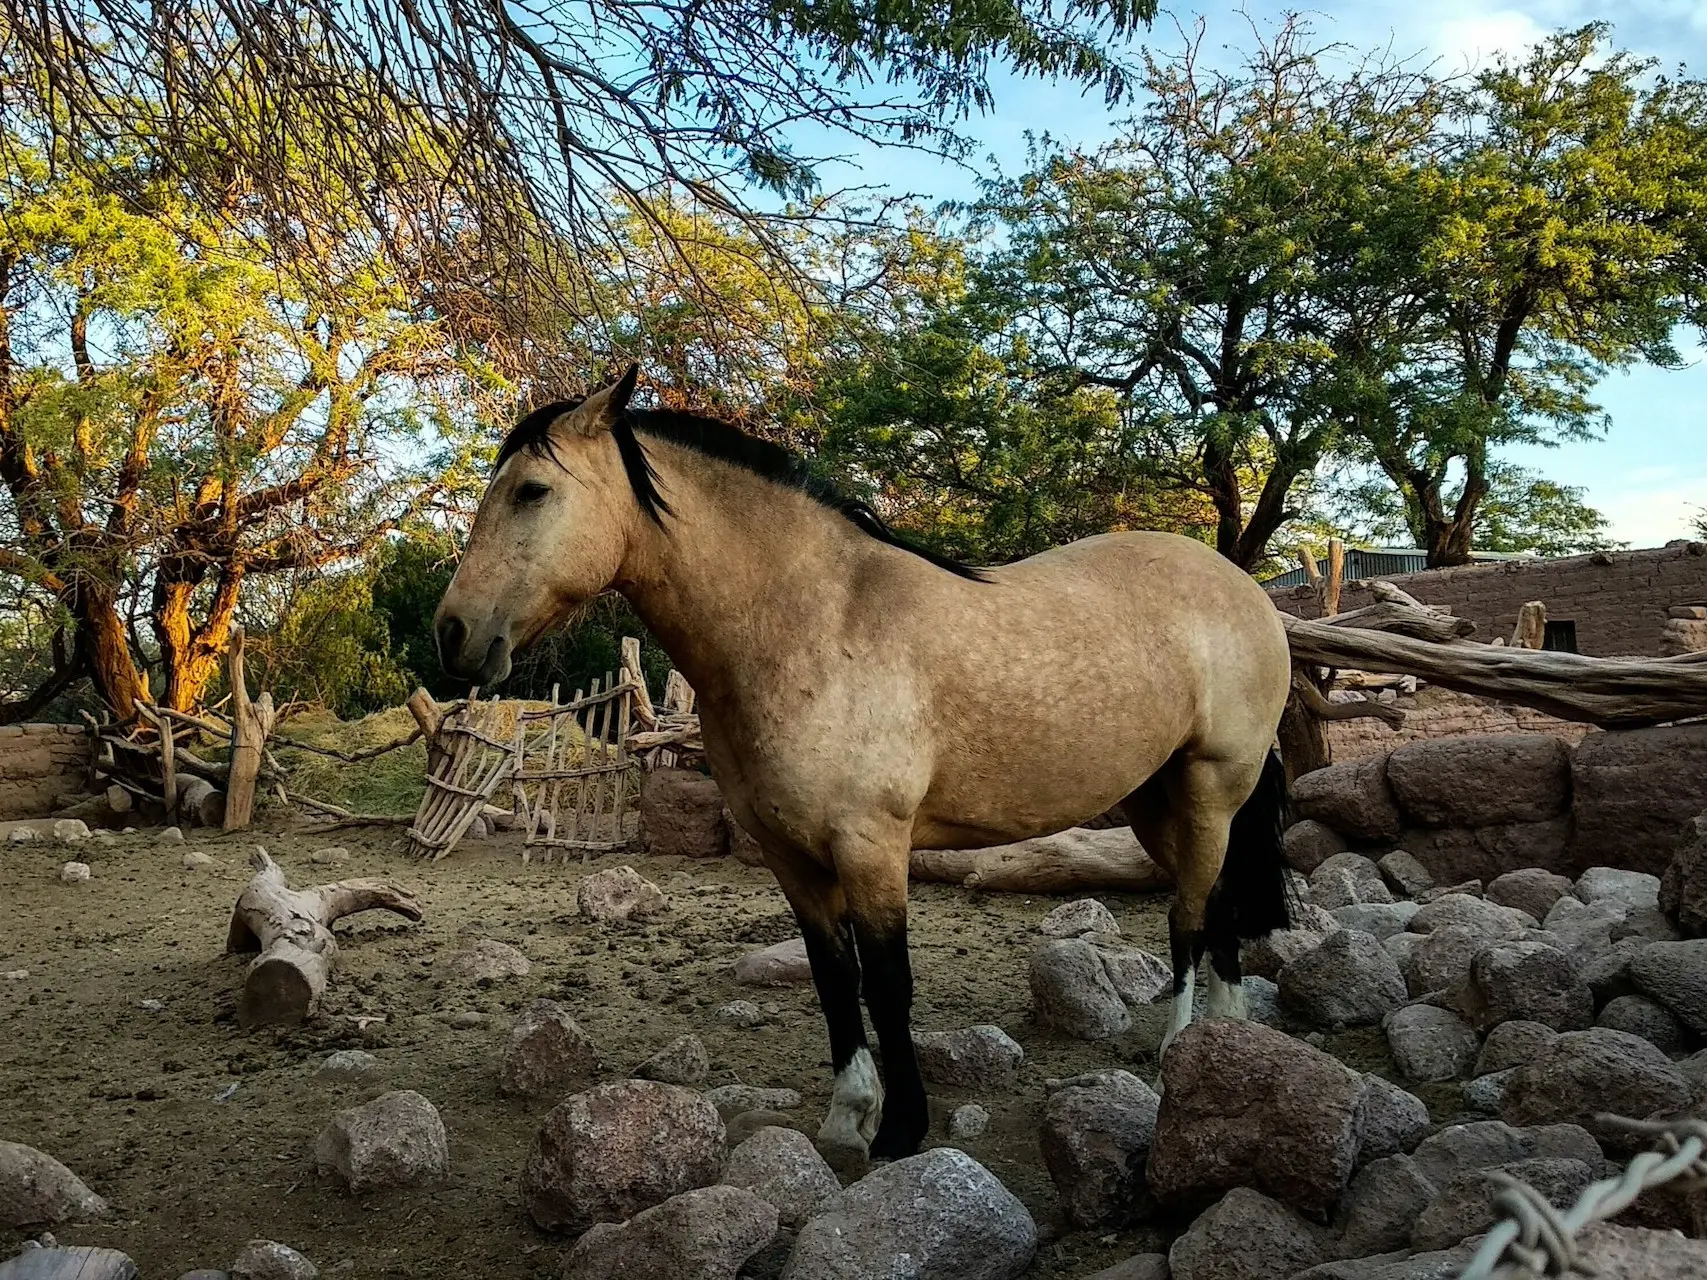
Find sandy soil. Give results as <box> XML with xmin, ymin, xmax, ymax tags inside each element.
<box><xmin>1</xmin><ymin>824</ymin><xmax>1402</xmax><ymax>1278</ymax></box>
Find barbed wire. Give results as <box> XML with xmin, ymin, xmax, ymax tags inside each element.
<box><xmin>1458</xmin><ymin>1115</ymin><xmax>1707</xmax><ymax>1280</ymax></box>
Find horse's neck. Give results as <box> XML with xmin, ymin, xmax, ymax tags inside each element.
<box><xmin>616</xmin><ymin>444</ymin><xmax>856</xmax><ymax>707</ymax></box>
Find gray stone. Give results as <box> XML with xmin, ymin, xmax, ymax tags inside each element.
<box><xmin>912</xmin><ymin>1024</ymin><xmax>1023</xmax><ymax>1088</ymax></box>
<box><xmin>318</xmin><ymin>1050</ymin><xmax>378</xmax><ymax>1079</ymax></box>
<box><xmin>782</xmin><ymin>1148</ymin><xmax>1036</xmax><ymax>1280</ymax></box>
<box><xmin>1</xmin><ymin>1250</ymin><xmax>134</xmax><ymax>1280</ymax></box>
<box><xmin>1293</xmin><ymin>758</ymin><xmax>1403</xmax><ymax>842</ymax></box>
<box><xmin>722</xmin><ymin>1127</ymin><xmax>839</xmax><ymax>1228</ymax></box>
<box><xmin>1356</xmin><ymin>1075</ymin><xmax>1431</xmax><ymax>1167</ymax></box>
<box><xmin>437</xmin><ymin>937</ymin><xmax>530</xmax><ymax>982</ymax></box>
<box><xmin>523</xmin><ymin>1080</ymin><xmax>724</xmax><ymax>1233</ymax></box>
<box><xmin>1091</xmin><ymin>940</ymin><xmax>1173</xmax><ymax>1007</ymax></box>
<box><xmin>1286</xmin><ymin>820</ymin><xmax>1349</xmax><ymax>875</ymax></box>
<box><xmin>1385</xmin><ymin>1005</ymin><xmax>1479</xmax><ymax>1083</ymax></box>
<box><xmin>1660</xmin><ymin>814</ymin><xmax>1707</xmax><ymax>937</ymax></box>
<box><xmin>1417</xmin><ymin>879</ymin><xmax>1486</xmax><ymax>903</ymax></box>
<box><xmin>1331</xmin><ymin>902</ymin><xmax>1420</xmax><ymax>942</ymax></box>
<box><xmin>1462</xmin><ymin>1070</ymin><xmax>1512</xmax><ymax>1115</ymax></box>
<box><xmin>1629</xmin><ymin>939</ymin><xmax>1707</xmax><ymax>1033</ymax></box>
<box><xmin>1082</xmin><ymin>1256</ymin><xmax>1170</xmax><ymax>1280</ymax></box>
<box><xmin>1405</xmin><ymin>926</ymin><xmax>1491</xmax><ymax>997</ymax></box>
<box><xmin>1577</xmin><ymin>868</ymin><xmax>1662</xmax><ymax>912</ymax></box>
<box><xmin>498</xmin><ymin>999</ymin><xmax>599</xmax><ymax>1097</ymax></box>
<box><xmin>1582</xmin><ymin>938</ymin><xmax>1647</xmax><ymax>1008</ymax></box>
<box><xmin>1382</xmin><ymin>931</ymin><xmax>1423</xmax><ymax>975</ymax></box>
<box><xmin>725</xmin><ymin>1110</ymin><xmax>805</xmax><ymax>1149</ymax></box>
<box><xmin>1244</xmin><ymin>975</ymin><xmax>1300</xmax><ymax>1032</ymax></box>
<box><xmin>1310</xmin><ymin>853</ymin><xmax>1395</xmax><ymax>910</ymax></box>
<box><xmin>314</xmin><ymin>1090</ymin><xmax>448</xmax><ymax>1193</ymax></box>
<box><xmin>230</xmin><ymin>1241</ymin><xmax>317</xmax><ymax>1280</ymax></box>
<box><xmin>1502</xmin><ymin>1028</ymin><xmax>1690</xmax><ymax>1134</ymax></box>
<box><xmin>1030</xmin><ymin>938</ymin><xmax>1131</xmax><ymax>1039</ymax></box>
<box><xmin>1412</xmin><ymin>1157</ymin><xmax>1593</xmax><ymax>1252</ymax></box>
<box><xmin>1386</xmin><ymin>735</ymin><xmax>1571</xmax><ymax>828</ymax></box>
<box><xmin>309</xmin><ymin>846</ymin><xmax>349</xmax><ymax>866</ymax></box>
<box><xmin>733</xmin><ymin>938</ymin><xmax>812</xmax><ymax>986</ymax></box>
<box><xmin>1039</xmin><ymin>898</ymin><xmax>1120</xmax><ymax>937</ymax></box>
<box><xmin>59</xmin><ymin>862</ymin><xmax>89</xmax><ymax>883</ymax></box>
<box><xmin>1611</xmin><ymin>906</ymin><xmax>1682</xmax><ymax>945</ymax></box>
<box><xmin>1570</xmin><ymin>725</ymin><xmax>1707</xmax><ymax>878</ymax></box>
<box><xmin>1337</xmin><ymin>1155</ymin><xmax>1437</xmax><ymax>1259</ymax></box>
<box><xmin>182</xmin><ymin>851</ymin><xmax>214</xmax><ymax>870</ymax></box>
<box><xmin>1474</xmin><ymin>1021</ymin><xmax>1558</xmax><ymax>1077</ymax></box>
<box><xmin>1278</xmin><ymin>930</ymin><xmax>1407</xmax><ymax>1029</ymax></box>
<box><xmin>1542</xmin><ymin>895</ymin><xmax>1628</xmax><ymax>958</ymax></box>
<box><xmin>1040</xmin><ymin>1068</ymin><xmax>1159</xmax><ymax>1228</ymax></box>
<box><xmin>1597</xmin><ymin>994</ymin><xmax>1686</xmax><ymax>1053</ymax></box>
<box><xmin>1462</xmin><ymin>938</ymin><xmax>1593</xmax><ymax>1032</ymax></box>
<box><xmin>1486</xmin><ymin>869</ymin><xmax>1575</xmax><ymax>922</ymax></box>
<box><xmin>1565</xmin><ymin>1224</ymin><xmax>1707</xmax><ymax>1279</ymax></box>
<box><xmin>1409</xmin><ymin>1121</ymin><xmax>1602</xmax><ymax>1190</ymax></box>
<box><xmin>577</xmin><ymin>865</ymin><xmax>669</xmax><ymax>922</ymax></box>
<box><xmin>635</xmin><ymin>1035</ymin><xmax>710</xmax><ymax>1086</ymax></box>
<box><xmin>0</xmin><ymin>1141</ymin><xmax>110</xmax><ymax>1227</ymax></box>
<box><xmin>1244</xmin><ymin>903</ymin><xmax>1338</xmax><ymax>981</ymax></box>
<box><xmin>1167</xmin><ymin>1187</ymin><xmax>1324</xmax><ymax>1280</ymax></box>
<box><xmin>1379</xmin><ymin>851</ymin><xmax>1435</xmax><ymax>900</ymax></box>
<box><xmin>950</xmin><ymin>1104</ymin><xmax>990</xmax><ymax>1141</ymax></box>
<box><xmin>1291</xmin><ymin>1243</ymin><xmax>1478</xmax><ymax>1280</ymax></box>
<box><xmin>563</xmin><ymin>1185</ymin><xmax>777</xmax><ymax>1280</ymax></box>
<box><xmin>703</xmin><ymin>1085</ymin><xmax>803</xmax><ymax>1121</ymax></box>
<box><xmin>1411</xmin><ymin>893</ymin><xmax>1534</xmax><ymax>938</ymax></box>
<box><xmin>716</xmin><ymin>999</ymin><xmax>766</xmax><ymax>1028</ymax></box>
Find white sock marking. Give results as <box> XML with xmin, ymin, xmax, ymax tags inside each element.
<box><xmin>818</xmin><ymin>1047</ymin><xmax>883</xmax><ymax>1152</ymax></box>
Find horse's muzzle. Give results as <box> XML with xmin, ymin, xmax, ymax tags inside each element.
<box><xmin>435</xmin><ymin>615</ymin><xmax>513</xmax><ymax>686</ymax></box>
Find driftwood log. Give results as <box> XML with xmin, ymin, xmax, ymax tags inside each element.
<box><xmin>225</xmin><ymin>848</ymin><xmax>422</xmax><ymax>1028</ymax></box>
<box><xmin>224</xmin><ymin>624</ymin><xmax>277</xmax><ymax>831</ymax></box>
<box><xmin>910</xmin><ymin>827</ymin><xmax>1171</xmax><ymax>894</ymax></box>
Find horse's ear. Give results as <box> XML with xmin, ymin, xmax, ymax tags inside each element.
<box><xmin>564</xmin><ymin>363</ymin><xmax>640</xmax><ymax>437</ymax></box>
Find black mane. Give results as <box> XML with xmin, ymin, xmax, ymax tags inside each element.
<box><xmin>494</xmin><ymin>400</ymin><xmax>988</xmax><ymax>582</ymax></box>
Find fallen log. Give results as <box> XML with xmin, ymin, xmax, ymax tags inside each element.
<box><xmin>910</xmin><ymin>827</ymin><xmax>1171</xmax><ymax>894</ymax></box>
<box><xmin>225</xmin><ymin>847</ymin><xmax>422</xmax><ymax>1028</ymax></box>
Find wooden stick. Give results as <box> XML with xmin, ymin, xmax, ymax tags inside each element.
<box><xmin>1324</xmin><ymin>537</ymin><xmax>1345</xmax><ymax>618</ymax></box>
<box><xmin>135</xmin><ymin>702</ymin><xmax>177</xmax><ymax>825</ymax></box>
<box><xmin>1291</xmin><ymin>673</ymin><xmax>1406</xmax><ymax>727</ymax></box>
<box><xmin>909</xmin><ymin>828</ymin><xmax>1172</xmax><ymax>894</ymax></box>
<box><xmin>622</xmin><ymin>636</ymin><xmax>657</xmax><ymax>729</ymax></box>
<box><xmin>224</xmin><ymin>624</ymin><xmax>277</xmax><ymax>831</ymax></box>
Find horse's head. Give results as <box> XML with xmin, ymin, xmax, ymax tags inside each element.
<box><xmin>435</xmin><ymin>365</ymin><xmax>641</xmax><ymax>685</ymax></box>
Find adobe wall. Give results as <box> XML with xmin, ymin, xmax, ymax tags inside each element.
<box><xmin>1269</xmin><ymin>540</ymin><xmax>1707</xmax><ymax>657</ymax></box>
<box><xmin>1326</xmin><ymin>687</ymin><xmax>1595</xmax><ymax>762</ymax></box>
<box><xmin>0</xmin><ymin>723</ymin><xmax>92</xmax><ymax>819</ymax></box>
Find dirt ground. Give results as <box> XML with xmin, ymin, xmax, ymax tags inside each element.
<box><xmin>1</xmin><ymin>824</ymin><xmax>1407</xmax><ymax>1278</ymax></box>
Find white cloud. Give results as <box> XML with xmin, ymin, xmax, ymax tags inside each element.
<box><xmin>1595</xmin><ymin>479</ymin><xmax>1707</xmax><ymax>548</ymax></box>
<box><xmin>1430</xmin><ymin>9</ymin><xmax>1552</xmax><ymax>70</ymax></box>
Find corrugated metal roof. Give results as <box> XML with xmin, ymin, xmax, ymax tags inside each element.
<box><xmin>1264</xmin><ymin>547</ymin><xmax>1532</xmax><ymax>589</ymax></box>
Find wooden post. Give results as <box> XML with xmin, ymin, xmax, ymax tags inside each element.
<box><xmin>1511</xmin><ymin>601</ymin><xmax>1547</xmax><ymax>651</ymax></box>
<box><xmin>223</xmin><ymin>624</ymin><xmax>277</xmax><ymax>831</ymax></box>
<box><xmin>136</xmin><ymin>701</ymin><xmax>177</xmax><ymax>825</ymax></box>
<box><xmin>621</xmin><ymin>637</ymin><xmax>656</xmax><ymax>729</ymax></box>
<box><xmin>1324</xmin><ymin>537</ymin><xmax>1345</xmax><ymax>618</ymax></box>
<box><xmin>407</xmin><ymin>687</ymin><xmax>447</xmax><ymax>776</ymax></box>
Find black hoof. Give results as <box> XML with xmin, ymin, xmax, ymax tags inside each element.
<box><xmin>869</xmin><ymin>1119</ymin><xmax>926</xmax><ymax>1161</ymax></box>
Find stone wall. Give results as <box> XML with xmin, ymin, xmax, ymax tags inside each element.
<box><xmin>1269</xmin><ymin>540</ymin><xmax>1707</xmax><ymax>657</ymax></box>
<box><xmin>1287</xmin><ymin>726</ymin><xmax>1707</xmax><ymax>883</ymax></box>
<box><xmin>0</xmin><ymin>723</ymin><xmax>92</xmax><ymax>819</ymax></box>
<box><xmin>1326</xmin><ymin>687</ymin><xmax>1595</xmax><ymax>762</ymax></box>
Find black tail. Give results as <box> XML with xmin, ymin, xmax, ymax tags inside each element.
<box><xmin>1204</xmin><ymin>750</ymin><xmax>1294</xmax><ymax>943</ymax></box>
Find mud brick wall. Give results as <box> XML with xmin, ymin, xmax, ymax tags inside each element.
<box><xmin>0</xmin><ymin>724</ymin><xmax>92</xmax><ymax>819</ymax></box>
<box><xmin>1269</xmin><ymin>540</ymin><xmax>1707</xmax><ymax>657</ymax></box>
<box><xmin>1327</xmin><ymin>688</ymin><xmax>1595</xmax><ymax>762</ymax></box>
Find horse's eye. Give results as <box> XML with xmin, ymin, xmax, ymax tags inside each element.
<box><xmin>515</xmin><ymin>481</ymin><xmax>551</xmax><ymax>506</ymax></box>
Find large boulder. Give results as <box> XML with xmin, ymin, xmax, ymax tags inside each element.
<box><xmin>913</xmin><ymin>1025</ymin><xmax>1024</xmax><ymax>1088</ymax></box>
<box><xmin>1411</xmin><ymin>1156</ymin><xmax>1594</xmax><ymax>1253</ymax></box>
<box><xmin>1577</xmin><ymin>868</ymin><xmax>1662</xmax><ymax>912</ymax></box>
<box><xmin>1570</xmin><ymin>724</ymin><xmax>1707</xmax><ymax>876</ymax></box>
<box><xmin>1409</xmin><ymin>1120</ymin><xmax>1602</xmax><ymax>1190</ymax></box>
<box><xmin>1167</xmin><ymin>1187</ymin><xmax>1324</xmax><ymax>1280</ymax></box>
<box><xmin>782</xmin><ymin>1148</ymin><xmax>1036</xmax><ymax>1280</ymax></box>
<box><xmin>1629</xmin><ymin>939</ymin><xmax>1707</xmax><ymax>1034</ymax></box>
<box><xmin>1030</xmin><ymin>938</ymin><xmax>1131</xmax><ymax>1039</ymax></box>
<box><xmin>1459</xmin><ymin>938</ymin><xmax>1593</xmax><ymax>1032</ymax></box>
<box><xmin>1285</xmin><ymin>821</ymin><xmax>1349</xmax><ymax>875</ymax></box>
<box><xmin>523</xmin><ymin>1080</ymin><xmax>724</xmax><ymax>1233</ymax></box>
<box><xmin>1486</xmin><ymin>869</ymin><xmax>1576</xmax><ymax>921</ymax></box>
<box><xmin>562</xmin><ymin>1185</ymin><xmax>777</xmax><ymax>1280</ymax></box>
<box><xmin>638</xmin><ymin>769</ymin><xmax>728</xmax><ymax>858</ymax></box>
<box><xmin>1597</xmin><ymin>995</ymin><xmax>1686</xmax><ymax>1054</ymax></box>
<box><xmin>1244</xmin><ymin>903</ymin><xmax>1338</xmax><ymax>982</ymax></box>
<box><xmin>1278</xmin><ymin>930</ymin><xmax>1407</xmax><ymax>1029</ymax></box>
<box><xmin>1356</xmin><ymin>1075</ymin><xmax>1431</xmax><ymax>1167</ymax></box>
<box><xmin>1386</xmin><ymin>735</ymin><xmax>1571</xmax><ymax>828</ymax></box>
<box><xmin>1384</xmin><ymin>1005</ymin><xmax>1479</xmax><ymax>1083</ymax></box>
<box><xmin>1336</xmin><ymin>1155</ymin><xmax>1437</xmax><ymax>1258</ymax></box>
<box><xmin>498</xmin><ymin>999</ymin><xmax>599</xmax><ymax>1097</ymax></box>
<box><xmin>1396</xmin><ymin>818</ymin><xmax>1574</xmax><ymax>887</ymax></box>
<box><xmin>1659</xmin><ymin>815</ymin><xmax>1707</xmax><ymax>937</ymax></box>
<box><xmin>314</xmin><ymin>1090</ymin><xmax>448</xmax><ymax>1193</ymax></box>
<box><xmin>1410</xmin><ymin>893</ymin><xmax>1534</xmax><ymax>939</ymax></box>
<box><xmin>1310</xmin><ymin>853</ymin><xmax>1395</xmax><ymax>910</ymax></box>
<box><xmin>0</xmin><ymin>1141</ymin><xmax>110</xmax><ymax>1226</ymax></box>
<box><xmin>1500</xmin><ymin>1028</ymin><xmax>1691</xmax><ymax>1134</ymax></box>
<box><xmin>1331</xmin><ymin>902</ymin><xmax>1420</xmax><ymax>942</ymax></box>
<box><xmin>1474</xmin><ymin>1021</ymin><xmax>1559</xmax><ymax>1077</ymax></box>
<box><xmin>721</xmin><ymin>1127</ymin><xmax>839</xmax><ymax>1229</ymax></box>
<box><xmin>1146</xmin><ymin>1020</ymin><xmax>1367</xmax><ymax>1217</ymax></box>
<box><xmin>1038</xmin><ymin>898</ymin><xmax>1120</xmax><ymax>938</ymax></box>
<box><xmin>1040</xmin><ymin>1069</ymin><xmax>1160</xmax><ymax>1228</ymax></box>
<box><xmin>1293</xmin><ymin>758</ymin><xmax>1403</xmax><ymax>842</ymax></box>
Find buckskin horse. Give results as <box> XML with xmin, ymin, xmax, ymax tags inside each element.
<box><xmin>434</xmin><ymin>366</ymin><xmax>1293</xmax><ymax>1162</ymax></box>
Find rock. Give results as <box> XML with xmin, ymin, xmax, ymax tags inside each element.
<box><xmin>499</xmin><ymin>999</ymin><xmax>599</xmax><ymax>1097</ymax></box>
<box><xmin>1293</xmin><ymin>758</ymin><xmax>1403</xmax><ymax>842</ymax></box>
<box><xmin>733</xmin><ymin>938</ymin><xmax>812</xmax><ymax>986</ymax></box>
<box><xmin>1338</xmin><ymin>1155</ymin><xmax>1437</xmax><ymax>1259</ymax></box>
<box><xmin>1660</xmin><ymin>815</ymin><xmax>1707</xmax><ymax>937</ymax></box>
<box><xmin>1417</xmin><ymin>878</ymin><xmax>1486</xmax><ymax>902</ymax></box>
<box><xmin>1083</xmin><ymin>1256</ymin><xmax>1171</xmax><ymax>1280</ymax></box>
<box><xmin>52</xmin><ymin>819</ymin><xmax>90</xmax><ymax>843</ymax></box>
<box><xmin>0</xmin><ymin>1141</ymin><xmax>110</xmax><ymax>1226</ymax></box>
<box><xmin>1568</xmin><ymin>1223</ymin><xmax>1707</xmax><ymax>1278</ymax></box>
<box><xmin>1373</xmin><ymin>852</ymin><xmax>1431</xmax><ymax>903</ymax></box>
<box><xmin>1277</xmin><ymin>930</ymin><xmax>1407</xmax><ymax>1029</ymax></box>
<box><xmin>438</xmin><ymin>937</ymin><xmax>531</xmax><ymax>982</ymax></box>
<box><xmin>704</xmin><ymin>1086</ymin><xmax>803</xmax><ymax>1121</ymax></box>
<box><xmin>725</xmin><ymin>1109</ymin><xmax>805</xmax><ymax>1149</ymax></box>
<box><xmin>180</xmin><ymin>850</ymin><xmax>215</xmax><ymax>870</ymax></box>
<box><xmin>1244</xmin><ymin>975</ymin><xmax>1299</xmax><ymax>1032</ymax></box>
<box><xmin>1030</xmin><ymin>938</ymin><xmax>1131</xmax><ymax>1039</ymax></box>
<box><xmin>635</xmin><ymin>1035</ymin><xmax>710</xmax><ymax>1085</ymax></box>
<box><xmin>318</xmin><ymin>1049</ymin><xmax>378</xmax><ymax>1079</ymax></box>
<box><xmin>1611</xmin><ymin>905</ymin><xmax>1681</xmax><ymax>945</ymax></box>
<box><xmin>0</xmin><ymin>1250</ymin><xmax>137</xmax><ymax>1280</ymax></box>
<box><xmin>1292</xmin><ymin>1245</ymin><xmax>1479</xmax><ymax>1280</ymax></box>
<box><xmin>1583</xmin><ymin>938</ymin><xmax>1647</xmax><ymax>1007</ymax></box>
<box><xmin>1570</xmin><ymin>724</ymin><xmax>1707</xmax><ymax>878</ymax></box>
<box><xmin>1385</xmin><ymin>1005</ymin><xmax>1480</xmax><ymax>1083</ymax></box>
<box><xmin>1542</xmin><ymin>895</ymin><xmax>1628</xmax><ymax>957</ymax></box>
<box><xmin>1040</xmin><ymin>1068</ymin><xmax>1159</xmax><ymax>1228</ymax></box>
<box><xmin>1243</xmin><ymin>903</ymin><xmax>1338</xmax><ymax>981</ymax></box>
<box><xmin>1462</xmin><ymin>1069</ymin><xmax>1513</xmax><ymax>1114</ymax></box>
<box><xmin>1091</xmin><ymin>940</ymin><xmax>1173</xmax><ymax>1006</ymax></box>
<box><xmin>1629</xmin><ymin>939</ymin><xmax>1707</xmax><ymax>1033</ymax></box>
<box><xmin>1409</xmin><ymin>1120</ymin><xmax>1601</xmax><ymax>1190</ymax></box>
<box><xmin>723</xmin><ymin>808</ymin><xmax>766</xmax><ymax>867</ymax></box>
<box><xmin>1285</xmin><ymin>821</ymin><xmax>1349</xmax><ymax>875</ymax></box>
<box><xmin>1310</xmin><ymin>853</ymin><xmax>1395</xmax><ymax>910</ymax></box>
<box><xmin>563</xmin><ymin>1185</ymin><xmax>775</xmax><ymax>1279</ymax></box>
<box><xmin>722</xmin><ymin>1127</ymin><xmax>839</xmax><ymax>1228</ymax></box>
<box><xmin>1386</xmin><ymin>735</ymin><xmax>1571</xmax><ymax>828</ymax></box>
<box><xmin>230</xmin><ymin>1241</ymin><xmax>317</xmax><ymax>1280</ymax></box>
<box><xmin>1412</xmin><ymin>1157</ymin><xmax>1593</xmax><ymax>1252</ymax></box>
<box><xmin>309</xmin><ymin>846</ymin><xmax>349</xmax><ymax>866</ymax></box>
<box><xmin>782</xmin><ymin>1147</ymin><xmax>1036</xmax><ymax>1280</ymax></box>
<box><xmin>1597</xmin><ymin>994</ymin><xmax>1686</xmax><ymax>1053</ymax></box>
<box><xmin>59</xmin><ymin>862</ymin><xmax>90</xmax><ymax>883</ymax></box>
<box><xmin>1146</xmin><ymin>1020</ymin><xmax>1367</xmax><ymax>1216</ymax></box>
<box><xmin>1382</xmin><ymin>932</ymin><xmax>1423</xmax><ymax>974</ymax></box>
<box><xmin>716</xmin><ymin>1000</ymin><xmax>766</xmax><ymax>1028</ymax></box>
<box><xmin>440</xmin><ymin>1010</ymin><xmax>490</xmax><ymax>1030</ymax></box>
<box><xmin>1501</xmin><ymin>1028</ymin><xmax>1691</xmax><ymax>1133</ymax></box>
<box><xmin>157</xmin><ymin>824</ymin><xmax>184</xmax><ymax>844</ymax></box>
<box><xmin>1038</xmin><ymin>898</ymin><xmax>1120</xmax><ymax>937</ymax></box>
<box><xmin>1461</xmin><ymin>938</ymin><xmax>1592</xmax><ymax>1032</ymax></box>
<box><xmin>638</xmin><ymin>769</ymin><xmax>728</xmax><ymax>859</ymax></box>
<box><xmin>913</xmin><ymin>1025</ymin><xmax>1023</xmax><ymax>1088</ymax></box>
<box><xmin>524</xmin><ymin>1080</ymin><xmax>724</xmax><ymax>1233</ymax></box>
<box><xmin>1167</xmin><ymin>1187</ymin><xmax>1324</xmax><ymax>1280</ymax></box>
<box><xmin>1486</xmin><ymin>869</ymin><xmax>1576</xmax><ymax>921</ymax></box>
<box><xmin>1404</xmin><ymin>926</ymin><xmax>1490</xmax><ymax>999</ymax></box>
<box><xmin>1331</xmin><ymin>902</ymin><xmax>1420</xmax><ymax>941</ymax></box>
<box><xmin>1577</xmin><ymin>867</ymin><xmax>1661</xmax><ymax>912</ymax></box>
<box><xmin>1474</xmin><ymin>1021</ymin><xmax>1558</xmax><ymax>1077</ymax></box>
<box><xmin>950</xmin><ymin>1104</ymin><xmax>990</xmax><ymax>1140</ymax></box>
<box><xmin>1357</xmin><ymin>1075</ymin><xmax>1431</xmax><ymax>1167</ymax></box>
<box><xmin>314</xmin><ymin>1090</ymin><xmax>448</xmax><ymax>1193</ymax></box>
<box><xmin>1400</xmin><ymin>819</ymin><xmax>1573</xmax><ymax>889</ymax></box>
<box><xmin>1411</xmin><ymin>893</ymin><xmax>1534</xmax><ymax>938</ymax></box>
<box><xmin>576</xmin><ymin>865</ymin><xmax>669</xmax><ymax>922</ymax></box>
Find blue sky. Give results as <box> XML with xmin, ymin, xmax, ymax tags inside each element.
<box><xmin>810</xmin><ymin>1</ymin><xmax>1707</xmax><ymax>548</ymax></box>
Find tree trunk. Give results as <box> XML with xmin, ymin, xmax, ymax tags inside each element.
<box><xmin>71</xmin><ymin>579</ymin><xmax>148</xmax><ymax>717</ymax></box>
<box><xmin>153</xmin><ymin>565</ymin><xmax>243</xmax><ymax>710</ymax></box>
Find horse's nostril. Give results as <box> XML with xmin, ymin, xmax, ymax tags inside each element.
<box><xmin>436</xmin><ymin>615</ymin><xmax>467</xmax><ymax>669</ymax></box>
